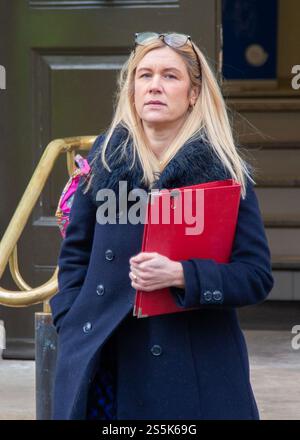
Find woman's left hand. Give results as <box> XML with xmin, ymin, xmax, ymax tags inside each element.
<box><xmin>129</xmin><ymin>252</ymin><xmax>185</xmax><ymax>291</ymax></box>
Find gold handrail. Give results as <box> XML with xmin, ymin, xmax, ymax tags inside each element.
<box><xmin>0</xmin><ymin>135</ymin><xmax>97</xmax><ymax>311</ymax></box>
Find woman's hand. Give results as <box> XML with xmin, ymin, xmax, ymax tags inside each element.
<box><xmin>129</xmin><ymin>252</ymin><xmax>185</xmax><ymax>291</ymax></box>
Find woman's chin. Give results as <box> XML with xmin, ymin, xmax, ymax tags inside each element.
<box><xmin>141</xmin><ymin>115</ymin><xmax>172</xmax><ymax>126</ymax></box>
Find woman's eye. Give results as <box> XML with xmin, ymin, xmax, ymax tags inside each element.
<box><xmin>139</xmin><ymin>73</ymin><xmax>177</xmax><ymax>79</ymax></box>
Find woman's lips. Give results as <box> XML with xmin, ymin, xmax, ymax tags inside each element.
<box><xmin>145</xmin><ymin>102</ymin><xmax>166</xmax><ymax>106</ymax></box>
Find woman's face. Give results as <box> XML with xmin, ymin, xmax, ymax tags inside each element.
<box><xmin>134</xmin><ymin>46</ymin><xmax>198</xmax><ymax>129</ymax></box>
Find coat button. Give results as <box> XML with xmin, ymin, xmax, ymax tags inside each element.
<box><xmin>105</xmin><ymin>249</ymin><xmax>114</xmax><ymax>261</ymax></box>
<box><xmin>83</xmin><ymin>322</ymin><xmax>92</xmax><ymax>333</ymax></box>
<box><xmin>96</xmin><ymin>284</ymin><xmax>105</xmax><ymax>296</ymax></box>
<box><xmin>203</xmin><ymin>290</ymin><xmax>212</xmax><ymax>302</ymax></box>
<box><xmin>150</xmin><ymin>344</ymin><xmax>162</xmax><ymax>356</ymax></box>
<box><xmin>212</xmin><ymin>290</ymin><xmax>223</xmax><ymax>301</ymax></box>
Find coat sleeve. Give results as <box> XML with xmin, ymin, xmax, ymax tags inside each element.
<box><xmin>169</xmin><ymin>176</ymin><xmax>274</xmax><ymax>308</ymax></box>
<box><xmin>49</xmin><ymin>134</ymin><xmax>104</xmax><ymax>333</ymax></box>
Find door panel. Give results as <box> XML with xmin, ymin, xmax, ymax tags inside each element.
<box><xmin>0</xmin><ymin>0</ymin><xmax>221</xmax><ymax>357</ymax></box>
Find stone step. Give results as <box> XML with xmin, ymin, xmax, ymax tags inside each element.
<box><xmin>266</xmin><ymin>228</ymin><xmax>300</xmax><ymax>256</ymax></box>
<box><xmin>246</xmin><ymin>147</ymin><xmax>300</xmax><ymax>184</ymax></box>
<box><xmin>255</xmin><ymin>187</ymin><xmax>300</xmax><ymax>219</ymax></box>
<box><xmin>264</xmin><ymin>217</ymin><xmax>300</xmax><ymax>228</ymax></box>
<box><xmin>271</xmin><ymin>255</ymin><xmax>300</xmax><ymax>270</ymax></box>
<box><xmin>256</xmin><ymin>178</ymin><xmax>300</xmax><ymax>187</ymax></box>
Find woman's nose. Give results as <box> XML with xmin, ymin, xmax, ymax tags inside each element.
<box><xmin>148</xmin><ymin>75</ymin><xmax>163</xmax><ymax>93</ymax></box>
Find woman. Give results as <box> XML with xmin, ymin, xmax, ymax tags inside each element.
<box><xmin>50</xmin><ymin>32</ymin><xmax>274</xmax><ymax>420</ymax></box>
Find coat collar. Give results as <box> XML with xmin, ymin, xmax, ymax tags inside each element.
<box><xmin>89</xmin><ymin>124</ymin><xmax>231</xmax><ymax>204</ymax></box>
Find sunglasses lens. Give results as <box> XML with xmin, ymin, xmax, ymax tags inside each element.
<box><xmin>135</xmin><ymin>32</ymin><xmax>159</xmax><ymax>45</ymax></box>
<box><xmin>164</xmin><ymin>33</ymin><xmax>188</xmax><ymax>48</ymax></box>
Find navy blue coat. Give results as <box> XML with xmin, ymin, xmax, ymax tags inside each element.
<box><xmin>50</xmin><ymin>126</ymin><xmax>274</xmax><ymax>420</ymax></box>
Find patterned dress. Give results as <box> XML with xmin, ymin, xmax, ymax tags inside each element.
<box><xmin>86</xmin><ymin>333</ymin><xmax>118</xmax><ymax>420</ymax></box>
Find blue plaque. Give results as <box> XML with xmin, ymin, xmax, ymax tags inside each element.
<box><xmin>222</xmin><ymin>0</ymin><xmax>278</xmax><ymax>80</ymax></box>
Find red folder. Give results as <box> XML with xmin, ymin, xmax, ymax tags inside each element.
<box><xmin>133</xmin><ymin>179</ymin><xmax>241</xmax><ymax>318</ymax></box>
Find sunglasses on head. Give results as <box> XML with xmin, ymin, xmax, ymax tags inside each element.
<box><xmin>134</xmin><ymin>32</ymin><xmax>201</xmax><ymax>78</ymax></box>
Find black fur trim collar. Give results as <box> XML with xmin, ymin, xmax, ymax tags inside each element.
<box><xmin>88</xmin><ymin>125</ymin><xmax>231</xmax><ymax>204</ymax></box>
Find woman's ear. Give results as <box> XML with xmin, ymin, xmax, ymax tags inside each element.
<box><xmin>189</xmin><ymin>86</ymin><xmax>200</xmax><ymax>107</ymax></box>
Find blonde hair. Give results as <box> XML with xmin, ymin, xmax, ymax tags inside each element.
<box><xmin>87</xmin><ymin>37</ymin><xmax>255</xmax><ymax>199</ymax></box>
